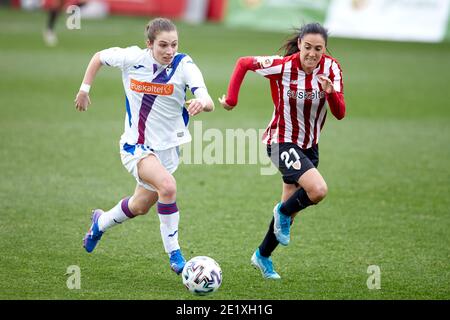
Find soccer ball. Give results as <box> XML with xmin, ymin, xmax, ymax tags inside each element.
<box><xmin>182</xmin><ymin>256</ymin><xmax>222</xmax><ymax>295</ymax></box>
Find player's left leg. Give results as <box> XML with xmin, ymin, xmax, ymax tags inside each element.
<box><xmin>280</xmin><ymin>168</ymin><xmax>327</xmax><ymax>217</ymax></box>
<box><xmin>137</xmin><ymin>152</ymin><xmax>186</xmax><ymax>274</ymax></box>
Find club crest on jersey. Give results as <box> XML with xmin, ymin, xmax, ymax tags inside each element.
<box><xmin>256</xmin><ymin>56</ymin><xmax>274</xmax><ymax>68</ymax></box>
<box><xmin>130</xmin><ymin>78</ymin><xmax>174</xmax><ymax>95</ymax></box>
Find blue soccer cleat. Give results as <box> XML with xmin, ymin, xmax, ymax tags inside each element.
<box><xmin>251</xmin><ymin>248</ymin><xmax>281</xmax><ymax>280</ymax></box>
<box><xmin>169</xmin><ymin>249</ymin><xmax>186</xmax><ymax>275</ymax></box>
<box><xmin>83</xmin><ymin>209</ymin><xmax>104</xmax><ymax>253</ymax></box>
<box><xmin>273</xmin><ymin>202</ymin><xmax>291</xmax><ymax>246</ymax></box>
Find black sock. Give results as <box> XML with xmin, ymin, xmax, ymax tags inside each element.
<box><xmin>279</xmin><ymin>188</ymin><xmax>313</xmax><ymax>216</ymax></box>
<box><xmin>258</xmin><ymin>218</ymin><xmax>279</xmax><ymax>257</ymax></box>
<box><xmin>47</xmin><ymin>9</ymin><xmax>59</xmax><ymax>30</ymax></box>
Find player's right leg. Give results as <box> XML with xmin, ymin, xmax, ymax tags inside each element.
<box><xmin>252</xmin><ymin>144</ymin><xmax>325</xmax><ymax>278</ymax></box>
<box><xmin>251</xmin><ymin>182</ymin><xmax>298</xmax><ymax>279</ymax></box>
<box><xmin>251</xmin><ymin>248</ymin><xmax>281</xmax><ymax>280</ymax></box>
<box><xmin>137</xmin><ymin>154</ymin><xmax>186</xmax><ymax>275</ymax></box>
<box><xmin>83</xmin><ymin>186</ymin><xmax>158</xmax><ymax>253</ymax></box>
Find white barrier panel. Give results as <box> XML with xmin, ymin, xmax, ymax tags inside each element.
<box><xmin>325</xmin><ymin>0</ymin><xmax>450</xmax><ymax>42</ymax></box>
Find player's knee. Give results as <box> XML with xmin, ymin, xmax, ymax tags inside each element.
<box><xmin>158</xmin><ymin>177</ymin><xmax>177</xmax><ymax>199</ymax></box>
<box><xmin>309</xmin><ymin>182</ymin><xmax>328</xmax><ymax>203</ymax></box>
<box><xmin>133</xmin><ymin>205</ymin><xmax>150</xmax><ymax>216</ymax></box>
<box><xmin>130</xmin><ymin>198</ymin><xmax>151</xmax><ymax>216</ymax></box>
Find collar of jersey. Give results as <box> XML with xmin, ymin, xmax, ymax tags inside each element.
<box><xmin>147</xmin><ymin>48</ymin><xmax>173</xmax><ymax>70</ymax></box>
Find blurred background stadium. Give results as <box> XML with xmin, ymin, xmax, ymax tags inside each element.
<box><xmin>0</xmin><ymin>0</ymin><xmax>449</xmax><ymax>299</ymax></box>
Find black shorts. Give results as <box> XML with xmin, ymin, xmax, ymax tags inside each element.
<box><xmin>267</xmin><ymin>143</ymin><xmax>319</xmax><ymax>185</ymax></box>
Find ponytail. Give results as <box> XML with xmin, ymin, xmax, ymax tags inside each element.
<box><xmin>280</xmin><ymin>29</ymin><xmax>302</xmax><ymax>57</ymax></box>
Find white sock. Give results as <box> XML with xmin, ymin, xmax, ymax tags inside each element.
<box><xmin>97</xmin><ymin>196</ymin><xmax>135</xmax><ymax>232</ymax></box>
<box><xmin>157</xmin><ymin>202</ymin><xmax>180</xmax><ymax>254</ymax></box>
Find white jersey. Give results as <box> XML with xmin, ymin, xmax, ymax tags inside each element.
<box><xmin>99</xmin><ymin>46</ymin><xmax>208</xmax><ymax>150</ymax></box>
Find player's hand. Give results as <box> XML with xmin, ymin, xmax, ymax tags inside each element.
<box><xmin>75</xmin><ymin>91</ymin><xmax>91</xmax><ymax>111</ymax></box>
<box><xmin>186</xmin><ymin>98</ymin><xmax>206</xmax><ymax>116</ymax></box>
<box><xmin>318</xmin><ymin>75</ymin><xmax>335</xmax><ymax>94</ymax></box>
<box><xmin>218</xmin><ymin>94</ymin><xmax>234</xmax><ymax>111</ymax></box>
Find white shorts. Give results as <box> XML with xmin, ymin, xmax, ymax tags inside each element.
<box><xmin>120</xmin><ymin>143</ymin><xmax>180</xmax><ymax>192</ymax></box>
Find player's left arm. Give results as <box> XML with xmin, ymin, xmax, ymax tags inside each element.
<box><xmin>318</xmin><ymin>61</ymin><xmax>346</xmax><ymax>120</ymax></box>
<box><xmin>183</xmin><ymin>57</ymin><xmax>215</xmax><ymax>116</ymax></box>
<box><xmin>186</xmin><ymin>88</ymin><xmax>214</xmax><ymax>116</ymax></box>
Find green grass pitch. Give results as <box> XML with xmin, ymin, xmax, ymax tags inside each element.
<box><xmin>0</xmin><ymin>8</ymin><xmax>449</xmax><ymax>300</ymax></box>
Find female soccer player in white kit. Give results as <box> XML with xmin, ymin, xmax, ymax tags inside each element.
<box><xmin>74</xmin><ymin>18</ymin><xmax>214</xmax><ymax>274</ymax></box>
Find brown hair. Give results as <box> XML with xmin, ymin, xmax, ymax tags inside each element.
<box><xmin>280</xmin><ymin>22</ymin><xmax>328</xmax><ymax>57</ymax></box>
<box><xmin>145</xmin><ymin>17</ymin><xmax>177</xmax><ymax>43</ymax></box>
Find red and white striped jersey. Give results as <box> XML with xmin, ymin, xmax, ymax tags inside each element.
<box><xmin>225</xmin><ymin>52</ymin><xmax>345</xmax><ymax>149</ymax></box>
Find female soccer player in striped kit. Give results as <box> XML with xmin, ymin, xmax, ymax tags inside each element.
<box><xmin>74</xmin><ymin>18</ymin><xmax>214</xmax><ymax>274</ymax></box>
<box><xmin>219</xmin><ymin>23</ymin><xmax>346</xmax><ymax>279</ymax></box>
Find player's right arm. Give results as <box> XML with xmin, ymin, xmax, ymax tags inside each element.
<box><xmin>75</xmin><ymin>47</ymin><xmax>132</xmax><ymax>112</ymax></box>
<box><xmin>218</xmin><ymin>55</ymin><xmax>283</xmax><ymax>111</ymax></box>
<box><xmin>74</xmin><ymin>52</ymin><xmax>102</xmax><ymax>112</ymax></box>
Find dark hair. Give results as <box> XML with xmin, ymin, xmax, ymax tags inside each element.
<box><xmin>281</xmin><ymin>22</ymin><xmax>329</xmax><ymax>57</ymax></box>
<box><xmin>145</xmin><ymin>17</ymin><xmax>177</xmax><ymax>42</ymax></box>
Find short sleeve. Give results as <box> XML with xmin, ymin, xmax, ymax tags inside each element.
<box><xmin>253</xmin><ymin>55</ymin><xmax>284</xmax><ymax>79</ymax></box>
<box><xmin>330</xmin><ymin>60</ymin><xmax>344</xmax><ymax>93</ymax></box>
<box><xmin>182</xmin><ymin>56</ymin><xmax>207</xmax><ymax>94</ymax></box>
<box><xmin>99</xmin><ymin>47</ymin><xmax>127</xmax><ymax>69</ymax></box>
<box><xmin>99</xmin><ymin>46</ymin><xmax>142</xmax><ymax>70</ymax></box>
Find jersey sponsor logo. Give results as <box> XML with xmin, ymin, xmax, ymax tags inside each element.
<box><xmin>287</xmin><ymin>89</ymin><xmax>325</xmax><ymax>100</ymax></box>
<box><xmin>133</xmin><ymin>65</ymin><xmax>145</xmax><ymax>69</ymax></box>
<box><xmin>256</xmin><ymin>56</ymin><xmax>274</xmax><ymax>68</ymax></box>
<box><xmin>130</xmin><ymin>78</ymin><xmax>174</xmax><ymax>95</ymax></box>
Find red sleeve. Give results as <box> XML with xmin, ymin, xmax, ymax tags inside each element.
<box><xmin>224</xmin><ymin>57</ymin><xmax>258</xmax><ymax>107</ymax></box>
<box><xmin>326</xmin><ymin>91</ymin><xmax>346</xmax><ymax>120</ymax></box>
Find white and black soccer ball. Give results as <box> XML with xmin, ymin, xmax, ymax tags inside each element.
<box><xmin>182</xmin><ymin>256</ymin><xmax>222</xmax><ymax>295</ymax></box>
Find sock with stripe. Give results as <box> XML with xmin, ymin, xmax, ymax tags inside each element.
<box><xmin>97</xmin><ymin>197</ymin><xmax>135</xmax><ymax>232</ymax></box>
<box><xmin>157</xmin><ymin>202</ymin><xmax>180</xmax><ymax>254</ymax></box>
